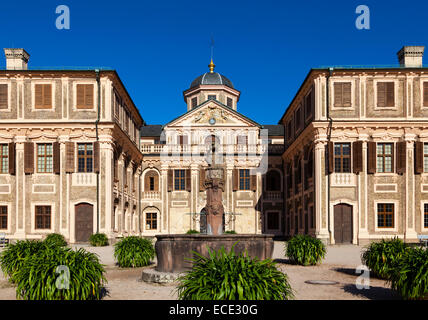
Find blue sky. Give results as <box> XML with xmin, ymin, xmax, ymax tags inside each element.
<box><xmin>0</xmin><ymin>0</ymin><xmax>427</xmax><ymax>125</ymax></box>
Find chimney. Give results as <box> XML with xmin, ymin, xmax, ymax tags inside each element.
<box><xmin>4</xmin><ymin>48</ymin><xmax>30</xmax><ymax>70</ymax></box>
<box><xmin>397</xmin><ymin>46</ymin><xmax>425</xmax><ymax>67</ymax></box>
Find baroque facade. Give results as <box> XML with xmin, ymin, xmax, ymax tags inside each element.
<box><xmin>0</xmin><ymin>48</ymin><xmax>144</xmax><ymax>243</ymax></box>
<box><xmin>280</xmin><ymin>46</ymin><xmax>428</xmax><ymax>244</ymax></box>
<box><xmin>140</xmin><ymin>60</ymin><xmax>285</xmax><ymax>236</ymax></box>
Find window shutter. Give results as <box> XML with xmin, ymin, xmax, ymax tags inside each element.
<box><xmin>396</xmin><ymin>141</ymin><xmax>406</xmax><ymax>174</ymax></box>
<box><xmin>35</xmin><ymin>84</ymin><xmax>43</xmax><ymax>107</ymax></box>
<box><xmin>250</xmin><ymin>173</ymin><xmax>257</xmax><ymax>191</ymax></box>
<box><xmin>8</xmin><ymin>142</ymin><xmax>15</xmax><ymax>175</ymax></box>
<box><xmin>76</xmin><ymin>84</ymin><xmax>85</xmax><ymax>107</ymax></box>
<box><xmin>367</xmin><ymin>142</ymin><xmax>377</xmax><ymax>174</ymax></box>
<box><xmin>233</xmin><ymin>169</ymin><xmax>238</xmax><ymax>191</ymax></box>
<box><xmin>328</xmin><ymin>142</ymin><xmax>334</xmax><ymax>174</ymax></box>
<box><xmin>199</xmin><ymin>168</ymin><xmax>205</xmax><ymax>191</ymax></box>
<box><xmin>343</xmin><ymin>83</ymin><xmax>351</xmax><ymax>107</ymax></box>
<box><xmin>377</xmin><ymin>82</ymin><xmax>385</xmax><ymax>108</ymax></box>
<box><xmin>415</xmin><ymin>142</ymin><xmax>424</xmax><ymax>174</ymax></box>
<box><xmin>24</xmin><ymin>142</ymin><xmax>34</xmax><ymax>174</ymax></box>
<box><xmin>386</xmin><ymin>82</ymin><xmax>394</xmax><ymax>107</ymax></box>
<box><xmin>65</xmin><ymin>142</ymin><xmax>75</xmax><ymax>173</ymax></box>
<box><xmin>154</xmin><ymin>174</ymin><xmax>159</xmax><ymax>191</ymax></box>
<box><xmin>53</xmin><ymin>142</ymin><xmax>60</xmax><ymax>174</ymax></box>
<box><xmin>85</xmin><ymin>84</ymin><xmax>94</xmax><ymax>108</ymax></box>
<box><xmin>424</xmin><ymin>82</ymin><xmax>428</xmax><ymax>107</ymax></box>
<box><xmin>43</xmin><ymin>84</ymin><xmax>52</xmax><ymax>107</ymax></box>
<box><xmin>0</xmin><ymin>84</ymin><xmax>7</xmax><ymax>109</ymax></box>
<box><xmin>93</xmin><ymin>141</ymin><xmax>100</xmax><ymax>173</ymax></box>
<box><xmin>167</xmin><ymin>169</ymin><xmax>173</xmax><ymax>191</ymax></box>
<box><xmin>144</xmin><ymin>174</ymin><xmax>150</xmax><ymax>191</ymax></box>
<box><xmin>334</xmin><ymin>83</ymin><xmax>342</xmax><ymax>107</ymax></box>
<box><xmin>185</xmin><ymin>169</ymin><xmax>191</xmax><ymax>191</ymax></box>
<box><xmin>352</xmin><ymin>141</ymin><xmax>363</xmax><ymax>174</ymax></box>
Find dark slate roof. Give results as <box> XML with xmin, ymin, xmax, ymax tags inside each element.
<box><xmin>261</xmin><ymin>125</ymin><xmax>284</xmax><ymax>136</ymax></box>
<box><xmin>190</xmin><ymin>72</ymin><xmax>234</xmax><ymax>89</ymax></box>
<box><xmin>140</xmin><ymin>125</ymin><xmax>163</xmax><ymax>137</ymax></box>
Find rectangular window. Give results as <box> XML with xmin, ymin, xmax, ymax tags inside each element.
<box><xmin>377</xmin><ymin>203</ymin><xmax>394</xmax><ymax>228</ymax></box>
<box><xmin>0</xmin><ymin>206</ymin><xmax>7</xmax><ymax>229</ymax></box>
<box><xmin>207</xmin><ymin>95</ymin><xmax>216</xmax><ymax>100</ymax></box>
<box><xmin>76</xmin><ymin>84</ymin><xmax>94</xmax><ymax>109</ymax></box>
<box><xmin>267</xmin><ymin>212</ymin><xmax>279</xmax><ymax>230</ymax></box>
<box><xmin>377</xmin><ymin>82</ymin><xmax>395</xmax><ymax>107</ymax></box>
<box><xmin>146</xmin><ymin>212</ymin><xmax>157</xmax><ymax>230</ymax></box>
<box><xmin>0</xmin><ymin>144</ymin><xmax>8</xmax><ymax>174</ymax></box>
<box><xmin>287</xmin><ymin>120</ymin><xmax>293</xmax><ymax>142</ymax></box>
<box><xmin>174</xmin><ymin>169</ymin><xmax>185</xmax><ymax>190</ymax></box>
<box><xmin>295</xmin><ymin>107</ymin><xmax>302</xmax><ymax>130</ymax></box>
<box><xmin>237</xmin><ymin>135</ymin><xmax>248</xmax><ymax>145</ymax></box>
<box><xmin>0</xmin><ymin>84</ymin><xmax>7</xmax><ymax>109</ymax></box>
<box><xmin>424</xmin><ymin>143</ymin><xmax>428</xmax><ymax>173</ymax></box>
<box><xmin>191</xmin><ymin>97</ymin><xmax>198</xmax><ymax>108</ymax></box>
<box><xmin>114</xmin><ymin>92</ymin><xmax>121</xmax><ymax>119</ymax></box>
<box><xmin>305</xmin><ymin>90</ymin><xmax>313</xmax><ymax>117</ymax></box>
<box><xmin>424</xmin><ymin>204</ymin><xmax>428</xmax><ymax>228</ymax></box>
<box><xmin>37</xmin><ymin>144</ymin><xmax>53</xmax><ymax>173</ymax></box>
<box><xmin>334</xmin><ymin>82</ymin><xmax>352</xmax><ymax>108</ymax></box>
<box><xmin>227</xmin><ymin>97</ymin><xmax>233</xmax><ymax>108</ymax></box>
<box><xmin>376</xmin><ymin>143</ymin><xmax>394</xmax><ymax>173</ymax></box>
<box><xmin>239</xmin><ymin>169</ymin><xmax>250</xmax><ymax>190</ymax></box>
<box><xmin>334</xmin><ymin>143</ymin><xmax>351</xmax><ymax>173</ymax></box>
<box><xmin>34</xmin><ymin>84</ymin><xmax>52</xmax><ymax>109</ymax></box>
<box><xmin>35</xmin><ymin>205</ymin><xmax>51</xmax><ymax>229</ymax></box>
<box><xmin>77</xmin><ymin>143</ymin><xmax>93</xmax><ymax>173</ymax></box>
<box><xmin>179</xmin><ymin>135</ymin><xmax>188</xmax><ymax>145</ymax></box>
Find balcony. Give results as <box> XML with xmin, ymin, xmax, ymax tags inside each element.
<box><xmin>72</xmin><ymin>173</ymin><xmax>97</xmax><ymax>186</ymax></box>
<box><xmin>331</xmin><ymin>172</ymin><xmax>356</xmax><ymax>187</ymax></box>
<box><xmin>142</xmin><ymin>191</ymin><xmax>161</xmax><ymax>200</ymax></box>
<box><xmin>263</xmin><ymin>191</ymin><xmax>283</xmax><ymax>201</ymax></box>
<box><xmin>140</xmin><ymin>144</ymin><xmax>268</xmax><ymax>154</ymax></box>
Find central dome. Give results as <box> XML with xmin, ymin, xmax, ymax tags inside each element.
<box><xmin>189</xmin><ymin>59</ymin><xmax>234</xmax><ymax>89</ymax></box>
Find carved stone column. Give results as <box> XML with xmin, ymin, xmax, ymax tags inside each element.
<box><xmin>14</xmin><ymin>136</ymin><xmax>26</xmax><ymax>238</ymax></box>
<box><xmin>160</xmin><ymin>164</ymin><xmax>169</xmax><ymax>233</ymax></box>
<box><xmin>190</xmin><ymin>163</ymin><xmax>199</xmax><ymax>230</ymax></box>
<box><xmin>358</xmin><ymin>134</ymin><xmax>370</xmax><ymax>242</ymax></box>
<box><xmin>314</xmin><ymin>136</ymin><xmax>329</xmax><ymax>242</ymax></box>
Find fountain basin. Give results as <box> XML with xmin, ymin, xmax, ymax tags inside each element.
<box><xmin>155</xmin><ymin>234</ymin><xmax>274</xmax><ymax>273</ymax></box>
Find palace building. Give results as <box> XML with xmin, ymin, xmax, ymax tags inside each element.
<box><xmin>139</xmin><ymin>60</ymin><xmax>285</xmax><ymax>236</ymax></box>
<box><xmin>1</xmin><ymin>45</ymin><xmax>428</xmax><ymax>244</ymax></box>
<box><xmin>0</xmin><ymin>48</ymin><xmax>144</xmax><ymax>243</ymax></box>
<box><xmin>280</xmin><ymin>46</ymin><xmax>428</xmax><ymax>244</ymax></box>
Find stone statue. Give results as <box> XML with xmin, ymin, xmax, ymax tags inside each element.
<box><xmin>204</xmin><ymin>168</ymin><xmax>224</xmax><ymax>235</ymax></box>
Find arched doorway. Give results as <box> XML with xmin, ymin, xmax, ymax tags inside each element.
<box><xmin>334</xmin><ymin>204</ymin><xmax>353</xmax><ymax>244</ymax></box>
<box><xmin>199</xmin><ymin>208</ymin><xmax>207</xmax><ymax>234</ymax></box>
<box><xmin>75</xmin><ymin>203</ymin><xmax>93</xmax><ymax>242</ymax></box>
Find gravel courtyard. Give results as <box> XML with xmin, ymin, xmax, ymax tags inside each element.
<box><xmin>0</xmin><ymin>242</ymin><xmax>399</xmax><ymax>300</ymax></box>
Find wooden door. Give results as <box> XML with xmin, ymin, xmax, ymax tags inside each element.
<box><xmin>334</xmin><ymin>204</ymin><xmax>353</xmax><ymax>244</ymax></box>
<box><xmin>75</xmin><ymin>203</ymin><xmax>93</xmax><ymax>242</ymax></box>
<box><xmin>265</xmin><ymin>211</ymin><xmax>281</xmax><ymax>235</ymax></box>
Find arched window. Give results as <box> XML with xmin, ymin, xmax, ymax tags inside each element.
<box><xmin>266</xmin><ymin>170</ymin><xmax>281</xmax><ymax>191</ymax></box>
<box><xmin>144</xmin><ymin>170</ymin><xmax>159</xmax><ymax>192</ymax></box>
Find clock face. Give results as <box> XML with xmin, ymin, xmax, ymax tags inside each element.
<box><xmin>209</xmin><ymin>117</ymin><xmax>216</xmax><ymax>125</ymax></box>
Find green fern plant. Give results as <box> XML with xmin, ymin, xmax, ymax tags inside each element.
<box><xmin>186</xmin><ymin>230</ymin><xmax>200</xmax><ymax>234</ymax></box>
<box><xmin>114</xmin><ymin>236</ymin><xmax>155</xmax><ymax>268</ymax></box>
<box><xmin>387</xmin><ymin>247</ymin><xmax>428</xmax><ymax>300</ymax></box>
<box><xmin>285</xmin><ymin>235</ymin><xmax>326</xmax><ymax>266</ymax></box>
<box><xmin>44</xmin><ymin>233</ymin><xmax>67</xmax><ymax>247</ymax></box>
<box><xmin>176</xmin><ymin>246</ymin><xmax>294</xmax><ymax>300</ymax></box>
<box><xmin>361</xmin><ymin>237</ymin><xmax>407</xmax><ymax>279</ymax></box>
<box><xmin>89</xmin><ymin>233</ymin><xmax>109</xmax><ymax>247</ymax></box>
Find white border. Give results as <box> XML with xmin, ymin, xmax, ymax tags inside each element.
<box><xmin>0</xmin><ymin>82</ymin><xmax>12</xmax><ymax>112</ymax></box>
<box><xmin>31</xmin><ymin>202</ymin><xmax>55</xmax><ymax>233</ymax></box>
<box><xmin>374</xmin><ymin>184</ymin><xmax>398</xmax><ymax>193</ymax></box>
<box><xmin>331</xmin><ymin>79</ymin><xmax>355</xmax><ymax>110</ymax></box>
<box><xmin>373</xmin><ymin>79</ymin><xmax>398</xmax><ymax>110</ymax></box>
<box><xmin>32</xmin><ymin>184</ymin><xmax>55</xmax><ymax>194</ymax></box>
<box><xmin>420</xmin><ymin>201</ymin><xmax>428</xmax><ymax>231</ymax></box>
<box><xmin>0</xmin><ymin>202</ymin><xmax>11</xmax><ymax>233</ymax></box>
<box><xmin>72</xmin><ymin>81</ymin><xmax>97</xmax><ymax>111</ymax></box>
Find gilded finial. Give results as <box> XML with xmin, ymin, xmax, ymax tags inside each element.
<box><xmin>209</xmin><ymin>59</ymin><xmax>215</xmax><ymax>73</ymax></box>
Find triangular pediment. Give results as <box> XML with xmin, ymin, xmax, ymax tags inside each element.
<box><xmin>165</xmin><ymin>100</ymin><xmax>260</xmax><ymax>128</ymax></box>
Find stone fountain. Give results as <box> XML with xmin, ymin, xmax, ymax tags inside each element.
<box><xmin>150</xmin><ymin>139</ymin><xmax>274</xmax><ymax>276</ymax></box>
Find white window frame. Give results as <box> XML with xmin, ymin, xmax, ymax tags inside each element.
<box><xmin>373</xmin><ymin>79</ymin><xmax>398</xmax><ymax>110</ymax></box>
<box><xmin>374</xmin><ymin>200</ymin><xmax>398</xmax><ymax>232</ymax></box>
<box><xmin>31</xmin><ymin>81</ymin><xmax>56</xmax><ymax>111</ymax></box>
<box><xmin>331</xmin><ymin>79</ymin><xmax>355</xmax><ymax>110</ymax></box>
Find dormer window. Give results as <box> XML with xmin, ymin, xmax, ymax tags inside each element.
<box><xmin>227</xmin><ymin>97</ymin><xmax>233</xmax><ymax>108</ymax></box>
<box><xmin>208</xmin><ymin>95</ymin><xmax>216</xmax><ymax>100</ymax></box>
<box><xmin>191</xmin><ymin>97</ymin><xmax>198</xmax><ymax>108</ymax></box>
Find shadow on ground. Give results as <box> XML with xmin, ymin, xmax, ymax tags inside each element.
<box><xmin>273</xmin><ymin>258</ymin><xmax>296</xmax><ymax>265</ymax></box>
<box><xmin>341</xmin><ymin>284</ymin><xmax>401</xmax><ymax>300</ymax></box>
